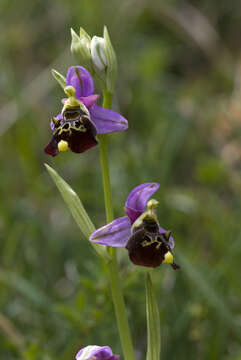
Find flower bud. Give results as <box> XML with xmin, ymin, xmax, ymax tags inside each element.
<box><xmin>70</xmin><ymin>26</ymin><xmax>117</xmax><ymax>94</ymax></box>
<box><xmin>70</xmin><ymin>28</ymin><xmax>94</xmax><ymax>74</ymax></box>
<box><xmin>103</xmin><ymin>26</ymin><xmax>117</xmax><ymax>93</ymax></box>
<box><xmin>90</xmin><ymin>26</ymin><xmax>117</xmax><ymax>93</ymax></box>
<box><xmin>91</xmin><ymin>36</ymin><xmax>108</xmax><ymax>71</ymax></box>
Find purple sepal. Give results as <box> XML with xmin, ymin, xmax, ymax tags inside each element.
<box><xmin>90</xmin><ymin>104</ymin><xmax>128</xmax><ymax>134</ymax></box>
<box><xmin>125</xmin><ymin>183</ymin><xmax>160</xmax><ymax>224</ymax></box>
<box><xmin>76</xmin><ymin>345</ymin><xmax>119</xmax><ymax>360</ymax></box>
<box><xmin>90</xmin><ymin>216</ymin><xmax>131</xmax><ymax>247</ymax></box>
<box><xmin>66</xmin><ymin>66</ymin><xmax>94</xmax><ymax>97</ymax></box>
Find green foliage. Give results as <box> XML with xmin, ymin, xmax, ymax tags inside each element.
<box><xmin>45</xmin><ymin>164</ymin><xmax>108</xmax><ymax>260</ymax></box>
<box><xmin>51</xmin><ymin>70</ymin><xmax>66</xmax><ymax>90</ymax></box>
<box><xmin>0</xmin><ymin>0</ymin><xmax>241</xmax><ymax>359</ymax></box>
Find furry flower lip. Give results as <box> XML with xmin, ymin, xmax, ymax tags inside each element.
<box><xmin>45</xmin><ymin>66</ymin><xmax>128</xmax><ymax>157</ymax></box>
<box><xmin>76</xmin><ymin>345</ymin><xmax>119</xmax><ymax>360</ymax></box>
<box><xmin>90</xmin><ymin>183</ymin><xmax>180</xmax><ymax>269</ymax></box>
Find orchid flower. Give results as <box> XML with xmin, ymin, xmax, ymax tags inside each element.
<box><xmin>90</xmin><ymin>183</ymin><xmax>180</xmax><ymax>269</ymax></box>
<box><xmin>76</xmin><ymin>345</ymin><xmax>119</xmax><ymax>360</ymax></box>
<box><xmin>45</xmin><ymin>66</ymin><xmax>128</xmax><ymax>156</ymax></box>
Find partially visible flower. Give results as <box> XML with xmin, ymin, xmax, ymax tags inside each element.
<box><xmin>91</xmin><ymin>36</ymin><xmax>108</xmax><ymax>71</ymax></box>
<box><xmin>90</xmin><ymin>27</ymin><xmax>117</xmax><ymax>93</ymax></box>
<box><xmin>76</xmin><ymin>345</ymin><xmax>119</xmax><ymax>360</ymax></box>
<box><xmin>70</xmin><ymin>28</ymin><xmax>94</xmax><ymax>74</ymax></box>
<box><xmin>71</xmin><ymin>26</ymin><xmax>117</xmax><ymax>93</ymax></box>
<box><xmin>90</xmin><ymin>183</ymin><xmax>180</xmax><ymax>269</ymax></box>
<box><xmin>45</xmin><ymin>66</ymin><xmax>128</xmax><ymax>157</ymax></box>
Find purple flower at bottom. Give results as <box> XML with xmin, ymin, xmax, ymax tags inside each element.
<box><xmin>45</xmin><ymin>66</ymin><xmax>128</xmax><ymax>157</ymax></box>
<box><xmin>90</xmin><ymin>183</ymin><xmax>180</xmax><ymax>269</ymax></box>
<box><xmin>76</xmin><ymin>345</ymin><xmax>119</xmax><ymax>360</ymax></box>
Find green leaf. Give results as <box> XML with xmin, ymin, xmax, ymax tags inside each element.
<box><xmin>145</xmin><ymin>272</ymin><xmax>161</xmax><ymax>360</ymax></box>
<box><xmin>51</xmin><ymin>69</ymin><xmax>66</xmax><ymax>90</ymax></box>
<box><xmin>45</xmin><ymin>164</ymin><xmax>108</xmax><ymax>260</ymax></box>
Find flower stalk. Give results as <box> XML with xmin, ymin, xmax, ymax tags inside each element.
<box><xmin>145</xmin><ymin>272</ymin><xmax>161</xmax><ymax>360</ymax></box>
<box><xmin>98</xmin><ymin>90</ymin><xmax>114</xmax><ymax>224</ymax></box>
<box><xmin>98</xmin><ymin>91</ymin><xmax>135</xmax><ymax>360</ymax></box>
<box><xmin>108</xmin><ymin>253</ymin><xmax>135</xmax><ymax>360</ymax></box>
<box><xmin>98</xmin><ymin>136</ymin><xmax>113</xmax><ymax>223</ymax></box>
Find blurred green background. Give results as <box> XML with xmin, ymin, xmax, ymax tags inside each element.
<box><xmin>0</xmin><ymin>0</ymin><xmax>241</xmax><ymax>359</ymax></box>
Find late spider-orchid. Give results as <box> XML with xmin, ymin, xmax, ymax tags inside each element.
<box><xmin>90</xmin><ymin>183</ymin><xmax>180</xmax><ymax>269</ymax></box>
<box><xmin>45</xmin><ymin>66</ymin><xmax>128</xmax><ymax>156</ymax></box>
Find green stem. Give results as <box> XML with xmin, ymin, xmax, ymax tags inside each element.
<box><xmin>108</xmin><ymin>252</ymin><xmax>135</xmax><ymax>360</ymax></box>
<box><xmin>98</xmin><ymin>133</ymin><xmax>114</xmax><ymax>223</ymax></box>
<box><xmin>145</xmin><ymin>273</ymin><xmax>161</xmax><ymax>360</ymax></box>
<box><xmin>98</xmin><ymin>91</ymin><xmax>135</xmax><ymax>360</ymax></box>
<box><xmin>98</xmin><ymin>91</ymin><xmax>114</xmax><ymax>223</ymax></box>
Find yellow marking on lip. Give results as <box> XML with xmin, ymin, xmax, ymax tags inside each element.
<box><xmin>163</xmin><ymin>251</ymin><xmax>173</xmax><ymax>264</ymax></box>
<box><xmin>58</xmin><ymin>140</ymin><xmax>69</xmax><ymax>152</ymax></box>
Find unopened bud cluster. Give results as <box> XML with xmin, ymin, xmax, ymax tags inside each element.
<box><xmin>71</xmin><ymin>26</ymin><xmax>117</xmax><ymax>93</ymax></box>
